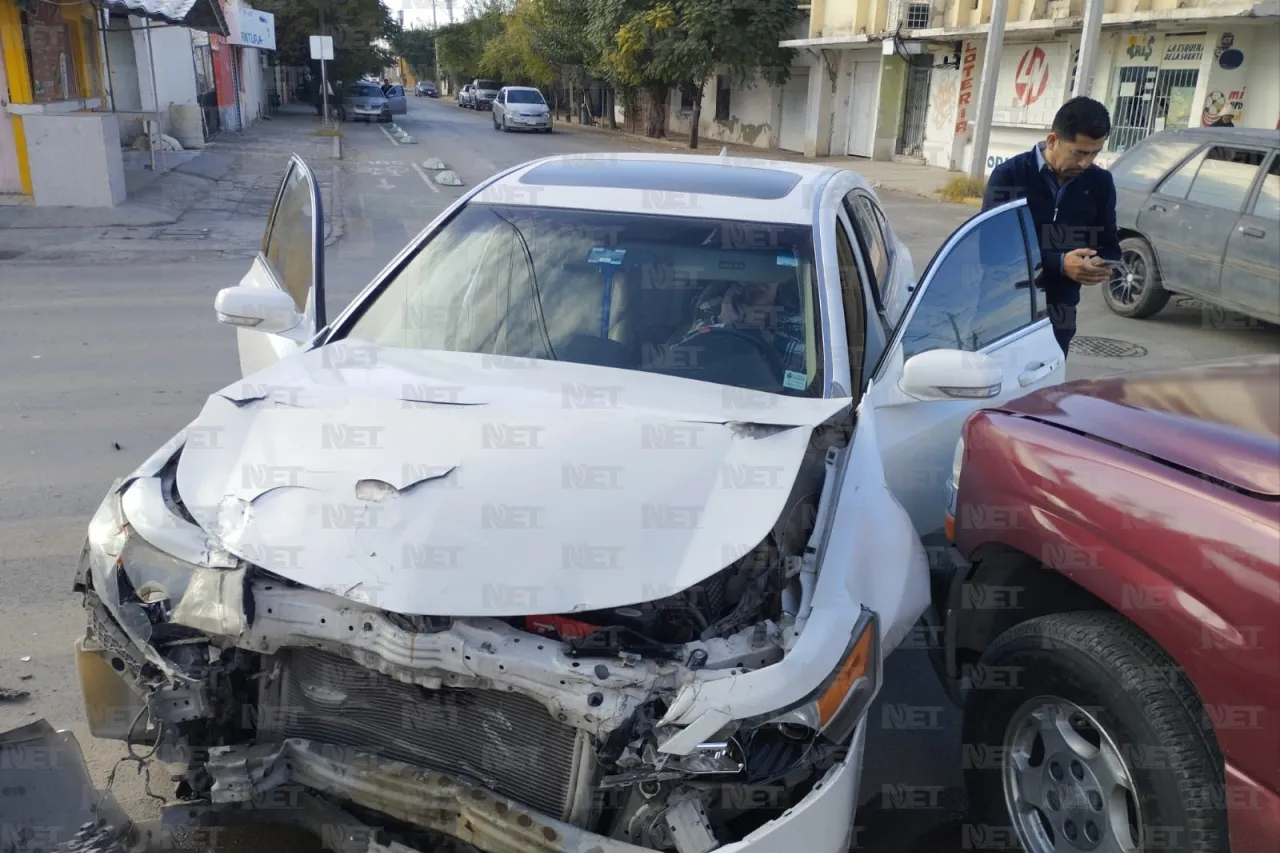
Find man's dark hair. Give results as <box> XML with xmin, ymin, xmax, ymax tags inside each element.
<box><xmin>1052</xmin><ymin>96</ymin><xmax>1111</xmax><ymax>141</ymax></box>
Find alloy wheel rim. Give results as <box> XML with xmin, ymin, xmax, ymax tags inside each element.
<box><xmin>1108</xmin><ymin>251</ymin><xmax>1145</xmax><ymax>306</ymax></box>
<box><xmin>1001</xmin><ymin>696</ymin><xmax>1144</xmax><ymax>853</ymax></box>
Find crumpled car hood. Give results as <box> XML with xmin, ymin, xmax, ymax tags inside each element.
<box><xmin>173</xmin><ymin>344</ymin><xmax>849</xmax><ymax>616</ymax></box>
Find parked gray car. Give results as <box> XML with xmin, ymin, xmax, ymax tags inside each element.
<box><xmin>344</xmin><ymin>82</ymin><xmax>406</xmax><ymax>123</ymax></box>
<box><xmin>492</xmin><ymin>86</ymin><xmax>552</xmax><ymax>133</ymax></box>
<box><xmin>1106</xmin><ymin>127</ymin><xmax>1279</xmax><ymax>325</ymax></box>
<box><xmin>457</xmin><ymin>83</ymin><xmax>473</xmax><ymax>108</ymax></box>
<box><xmin>468</xmin><ymin>78</ymin><xmax>501</xmax><ymax>110</ymax></box>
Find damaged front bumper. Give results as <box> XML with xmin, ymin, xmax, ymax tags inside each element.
<box><xmin>0</xmin><ymin>719</ymin><xmax>134</xmax><ymax>853</ymax></box>
<box><xmin>73</xmin><ymin>432</ymin><xmax>883</xmax><ymax>853</ymax></box>
<box><xmin>201</xmin><ymin>729</ymin><xmax>865</xmax><ymax>853</ymax></box>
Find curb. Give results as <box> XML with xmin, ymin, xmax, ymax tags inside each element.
<box><xmin>325</xmin><ymin>160</ymin><xmax>346</xmax><ymax>247</ymax></box>
<box><xmin>332</xmin><ymin>135</ymin><xmax>343</xmax><ymax>161</ymax></box>
<box><xmin>556</xmin><ymin>120</ymin><xmax>968</xmax><ymax>205</ymax></box>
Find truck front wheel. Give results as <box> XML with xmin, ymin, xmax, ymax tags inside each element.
<box><xmin>962</xmin><ymin>612</ymin><xmax>1228</xmax><ymax>853</ymax></box>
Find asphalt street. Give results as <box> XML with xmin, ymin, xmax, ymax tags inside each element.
<box><xmin>2</xmin><ymin>94</ymin><xmax>1277</xmax><ymax>853</ymax></box>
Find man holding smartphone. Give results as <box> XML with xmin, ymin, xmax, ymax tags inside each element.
<box><xmin>982</xmin><ymin>97</ymin><xmax>1122</xmax><ymax>358</ymax></box>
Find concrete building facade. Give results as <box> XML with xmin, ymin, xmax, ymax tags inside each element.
<box><xmin>775</xmin><ymin>0</ymin><xmax>1279</xmax><ymax>174</ymax></box>
<box><xmin>0</xmin><ymin>0</ymin><xmax>228</xmax><ymax>205</ymax></box>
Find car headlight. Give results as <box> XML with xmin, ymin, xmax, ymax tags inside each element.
<box><xmin>763</xmin><ymin>609</ymin><xmax>879</xmax><ymax>744</ymax></box>
<box><xmin>83</xmin><ymin>461</ymin><xmax>248</xmax><ymax>649</ymax></box>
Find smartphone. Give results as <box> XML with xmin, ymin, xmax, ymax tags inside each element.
<box><xmin>1092</xmin><ymin>258</ymin><xmax>1128</xmax><ymax>270</ymax></box>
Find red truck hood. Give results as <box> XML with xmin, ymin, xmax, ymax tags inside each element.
<box><xmin>997</xmin><ymin>355</ymin><xmax>1280</xmax><ymax>498</ymax></box>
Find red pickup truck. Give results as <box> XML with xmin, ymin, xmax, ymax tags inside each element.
<box><xmin>934</xmin><ymin>354</ymin><xmax>1279</xmax><ymax>853</ymax></box>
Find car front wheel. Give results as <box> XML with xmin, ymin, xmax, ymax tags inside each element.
<box><xmin>963</xmin><ymin>612</ymin><xmax>1229</xmax><ymax>853</ymax></box>
<box><xmin>1103</xmin><ymin>236</ymin><xmax>1171</xmax><ymax>319</ymax></box>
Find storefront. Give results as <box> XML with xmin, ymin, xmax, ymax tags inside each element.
<box><xmin>0</xmin><ymin>0</ymin><xmax>227</xmax><ymax>204</ymax></box>
<box><xmin>214</xmin><ymin>0</ymin><xmax>274</xmax><ymax>132</ymax></box>
<box><xmin>918</xmin><ymin>19</ymin><xmax>1280</xmax><ymax>176</ymax></box>
<box><xmin>0</xmin><ymin>0</ymin><xmax>108</xmax><ymax>196</ymax></box>
<box><xmin>1107</xmin><ymin>24</ymin><xmax>1279</xmax><ymax>151</ymax></box>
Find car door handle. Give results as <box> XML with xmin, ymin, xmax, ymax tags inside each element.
<box><xmin>1240</xmin><ymin>225</ymin><xmax>1266</xmax><ymax>238</ymax></box>
<box><xmin>1148</xmin><ymin>203</ymin><xmax>1166</xmax><ymax>212</ymax></box>
<box><xmin>1019</xmin><ymin>359</ymin><xmax>1061</xmax><ymax>387</ymax></box>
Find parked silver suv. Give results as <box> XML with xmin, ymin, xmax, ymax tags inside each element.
<box><xmin>468</xmin><ymin>78</ymin><xmax>501</xmax><ymax>110</ymax></box>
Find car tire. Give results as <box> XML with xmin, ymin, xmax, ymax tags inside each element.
<box><xmin>963</xmin><ymin>612</ymin><xmax>1229</xmax><ymax>853</ymax></box>
<box><xmin>1102</xmin><ymin>236</ymin><xmax>1171</xmax><ymax>319</ymax></box>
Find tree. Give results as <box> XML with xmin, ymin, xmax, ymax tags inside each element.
<box><xmin>392</xmin><ymin>27</ymin><xmax>436</xmax><ymax>81</ymax></box>
<box><xmin>255</xmin><ymin>0</ymin><xmax>396</xmax><ymax>87</ymax></box>
<box><xmin>587</xmin><ymin>0</ymin><xmax>676</xmax><ymax>137</ymax></box>
<box><xmin>521</xmin><ymin>0</ymin><xmax>600</xmax><ymax>120</ymax></box>
<box><xmin>654</xmin><ymin>0</ymin><xmax>799</xmax><ymax>148</ymax></box>
<box><xmin>481</xmin><ymin>6</ymin><xmax>558</xmax><ymax>87</ymax></box>
<box><xmin>434</xmin><ymin>21</ymin><xmax>482</xmax><ymax>86</ymax></box>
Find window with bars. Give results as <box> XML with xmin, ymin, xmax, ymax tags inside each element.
<box><xmin>679</xmin><ymin>85</ymin><xmax>695</xmax><ymax>112</ymax></box>
<box><xmin>905</xmin><ymin>3</ymin><xmax>931</xmax><ymax>28</ymax></box>
<box><xmin>714</xmin><ymin>76</ymin><xmax>730</xmax><ymax>121</ymax></box>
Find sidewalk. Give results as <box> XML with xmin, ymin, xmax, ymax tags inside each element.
<box><xmin>553</xmin><ymin>119</ymin><xmax>973</xmax><ymax>204</ymax></box>
<box><xmin>0</xmin><ymin>105</ymin><xmax>344</xmax><ymax>264</ymax></box>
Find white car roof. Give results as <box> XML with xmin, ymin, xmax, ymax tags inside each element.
<box><xmin>471</xmin><ymin>152</ymin><xmax>841</xmax><ymax>225</ymax></box>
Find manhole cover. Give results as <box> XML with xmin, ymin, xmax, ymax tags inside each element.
<box><xmin>0</xmin><ymin>249</ymin><xmax>23</xmax><ymax>260</ymax></box>
<box><xmin>154</xmin><ymin>228</ymin><xmax>210</xmax><ymax>241</ymax></box>
<box><xmin>1070</xmin><ymin>336</ymin><xmax>1148</xmax><ymax>358</ymax></box>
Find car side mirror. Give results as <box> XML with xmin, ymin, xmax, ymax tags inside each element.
<box><xmin>215</xmin><ymin>286</ymin><xmax>303</xmax><ymax>335</ymax></box>
<box><xmin>899</xmin><ymin>349</ymin><xmax>1004</xmax><ymax>401</ymax></box>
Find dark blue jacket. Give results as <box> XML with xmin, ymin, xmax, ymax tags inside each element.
<box><xmin>982</xmin><ymin>144</ymin><xmax>1121</xmax><ymax>306</ymax></box>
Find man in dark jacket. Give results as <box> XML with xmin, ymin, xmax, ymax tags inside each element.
<box><xmin>982</xmin><ymin>96</ymin><xmax>1120</xmax><ymax>357</ymax></box>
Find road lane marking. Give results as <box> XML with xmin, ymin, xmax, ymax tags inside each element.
<box><xmin>411</xmin><ymin>161</ymin><xmax>441</xmax><ymax>194</ymax></box>
<box><xmin>379</xmin><ymin>125</ymin><xmax>401</xmax><ymax>146</ymax></box>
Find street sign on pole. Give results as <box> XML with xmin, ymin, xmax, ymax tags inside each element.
<box><xmin>309</xmin><ymin>35</ymin><xmax>334</xmax><ymax>60</ymax></box>
<box><xmin>310</xmin><ymin>35</ymin><xmax>335</xmax><ymax>124</ymax></box>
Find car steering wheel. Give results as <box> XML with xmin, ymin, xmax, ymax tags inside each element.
<box><xmin>669</xmin><ymin>326</ymin><xmax>787</xmax><ymax>378</ymax></box>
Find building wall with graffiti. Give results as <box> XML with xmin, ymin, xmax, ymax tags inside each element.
<box><xmin>913</xmin><ymin>21</ymin><xmax>1279</xmax><ymax>175</ymax></box>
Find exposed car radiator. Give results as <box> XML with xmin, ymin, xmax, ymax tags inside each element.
<box><xmin>259</xmin><ymin>649</ymin><xmax>587</xmax><ymax>820</ymax></box>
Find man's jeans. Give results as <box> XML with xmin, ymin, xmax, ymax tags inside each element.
<box><xmin>1048</xmin><ymin>304</ymin><xmax>1077</xmax><ymax>359</ymax></box>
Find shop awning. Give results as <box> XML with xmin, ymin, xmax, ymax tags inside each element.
<box><xmin>95</xmin><ymin>0</ymin><xmax>228</xmax><ymax>35</ymax></box>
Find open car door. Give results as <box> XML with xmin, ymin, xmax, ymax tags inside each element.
<box><xmin>214</xmin><ymin>154</ymin><xmax>326</xmax><ymax>378</ymax></box>
<box><xmin>860</xmin><ymin>199</ymin><xmax>1066</xmax><ymax>540</ymax></box>
<box><xmin>389</xmin><ymin>85</ymin><xmax>408</xmax><ymax>114</ymax></box>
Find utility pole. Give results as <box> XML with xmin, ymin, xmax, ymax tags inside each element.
<box><xmin>967</xmin><ymin>0</ymin><xmax>1009</xmax><ymax>181</ymax></box>
<box><xmin>318</xmin><ymin>6</ymin><xmax>329</xmax><ymax>124</ymax></box>
<box><xmin>1072</xmin><ymin>0</ymin><xmax>1104</xmax><ymax>98</ymax></box>
<box><xmin>432</xmin><ymin>1</ymin><xmax>441</xmax><ymax>87</ymax></box>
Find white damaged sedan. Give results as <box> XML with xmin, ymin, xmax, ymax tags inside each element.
<box><xmin>73</xmin><ymin>152</ymin><xmax>1065</xmax><ymax>853</ymax></box>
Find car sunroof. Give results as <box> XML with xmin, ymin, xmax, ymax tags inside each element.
<box><xmin>519</xmin><ymin>160</ymin><xmax>803</xmax><ymax>200</ymax></box>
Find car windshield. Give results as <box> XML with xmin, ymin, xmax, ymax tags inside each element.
<box><xmin>476</xmin><ymin>80</ymin><xmax>500</xmax><ymax>90</ymax></box>
<box><xmin>349</xmin><ymin>84</ymin><xmax>383</xmax><ymax>98</ymax></box>
<box><xmin>507</xmin><ymin>90</ymin><xmax>544</xmax><ymax>105</ymax></box>
<box><xmin>343</xmin><ymin>204</ymin><xmax>824</xmax><ymax>396</ymax></box>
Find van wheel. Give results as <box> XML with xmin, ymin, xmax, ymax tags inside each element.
<box><xmin>1103</xmin><ymin>237</ymin><xmax>1171</xmax><ymax>319</ymax></box>
<box><xmin>963</xmin><ymin>612</ymin><xmax>1228</xmax><ymax>853</ymax></box>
